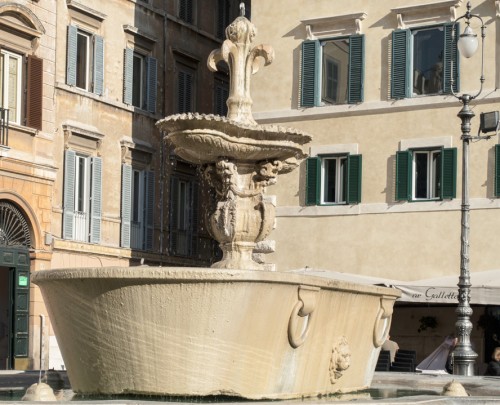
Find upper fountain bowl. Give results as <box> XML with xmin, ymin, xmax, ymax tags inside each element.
<box><xmin>157</xmin><ymin>113</ymin><xmax>312</xmax><ymax>171</ymax></box>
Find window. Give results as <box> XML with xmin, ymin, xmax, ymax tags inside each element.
<box><xmin>216</xmin><ymin>0</ymin><xmax>230</xmax><ymax>39</ymax></box>
<box><xmin>63</xmin><ymin>150</ymin><xmax>102</xmax><ymax>243</ymax></box>
<box><xmin>0</xmin><ymin>50</ymin><xmax>22</xmax><ymax>124</ymax></box>
<box><xmin>396</xmin><ymin>148</ymin><xmax>456</xmax><ymax>201</ymax></box>
<box><xmin>176</xmin><ymin>64</ymin><xmax>195</xmax><ymax>113</ymax></box>
<box><xmin>66</xmin><ymin>25</ymin><xmax>104</xmax><ymax>95</ymax></box>
<box><xmin>391</xmin><ymin>24</ymin><xmax>458</xmax><ymax>99</ymax></box>
<box><xmin>169</xmin><ymin>176</ymin><xmax>199</xmax><ymax>256</ymax></box>
<box><xmin>300</xmin><ymin>35</ymin><xmax>364</xmax><ymax>107</ymax></box>
<box><xmin>179</xmin><ymin>0</ymin><xmax>195</xmax><ymax>24</ymax></box>
<box><xmin>123</xmin><ymin>48</ymin><xmax>157</xmax><ymax>113</ymax></box>
<box><xmin>121</xmin><ymin>165</ymin><xmax>155</xmax><ymax>250</ymax></box>
<box><xmin>0</xmin><ymin>51</ymin><xmax>42</xmax><ymax>129</ymax></box>
<box><xmin>306</xmin><ymin>154</ymin><xmax>362</xmax><ymax>205</ymax></box>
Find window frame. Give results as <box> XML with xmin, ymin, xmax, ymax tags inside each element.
<box><xmin>0</xmin><ymin>49</ymin><xmax>23</xmax><ymax>125</ymax></box>
<box><xmin>391</xmin><ymin>23</ymin><xmax>459</xmax><ymax>100</ymax></box>
<box><xmin>411</xmin><ymin>149</ymin><xmax>442</xmax><ymax>201</ymax></box>
<box><xmin>306</xmin><ymin>153</ymin><xmax>362</xmax><ymax>206</ymax></box>
<box><xmin>300</xmin><ymin>34</ymin><xmax>364</xmax><ymax>107</ymax></box>
<box><xmin>396</xmin><ymin>147</ymin><xmax>457</xmax><ymax>202</ymax></box>
<box><xmin>123</xmin><ymin>48</ymin><xmax>157</xmax><ymax>113</ymax></box>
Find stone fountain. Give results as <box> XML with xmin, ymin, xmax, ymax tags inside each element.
<box><xmin>32</xmin><ymin>7</ymin><xmax>400</xmax><ymax>400</ymax></box>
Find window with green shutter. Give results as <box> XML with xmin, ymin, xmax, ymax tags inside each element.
<box><xmin>300</xmin><ymin>35</ymin><xmax>364</xmax><ymax>107</ymax></box>
<box><xmin>391</xmin><ymin>24</ymin><xmax>459</xmax><ymax>99</ymax></box>
<box><xmin>396</xmin><ymin>147</ymin><xmax>456</xmax><ymax>201</ymax></box>
<box><xmin>305</xmin><ymin>154</ymin><xmax>362</xmax><ymax>206</ymax></box>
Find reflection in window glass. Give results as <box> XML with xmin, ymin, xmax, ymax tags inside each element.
<box><xmin>412</xmin><ymin>28</ymin><xmax>444</xmax><ymax>95</ymax></box>
<box><xmin>322</xmin><ymin>39</ymin><xmax>349</xmax><ymax>105</ymax></box>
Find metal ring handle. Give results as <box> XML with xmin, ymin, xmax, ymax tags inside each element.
<box><xmin>288</xmin><ymin>300</ymin><xmax>313</xmax><ymax>349</ymax></box>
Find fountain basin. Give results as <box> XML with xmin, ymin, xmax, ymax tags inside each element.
<box><xmin>32</xmin><ymin>267</ymin><xmax>400</xmax><ymax>400</ymax></box>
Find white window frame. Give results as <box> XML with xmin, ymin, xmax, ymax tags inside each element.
<box><xmin>75</xmin><ymin>29</ymin><xmax>92</xmax><ymax>91</ymax></box>
<box><xmin>321</xmin><ymin>155</ymin><xmax>347</xmax><ymax>204</ymax></box>
<box><xmin>0</xmin><ymin>50</ymin><xmax>22</xmax><ymax>125</ymax></box>
<box><xmin>412</xmin><ymin>149</ymin><xmax>441</xmax><ymax>201</ymax></box>
<box><xmin>410</xmin><ymin>26</ymin><xmax>444</xmax><ymax>97</ymax></box>
<box><xmin>74</xmin><ymin>154</ymin><xmax>90</xmax><ymax>241</ymax></box>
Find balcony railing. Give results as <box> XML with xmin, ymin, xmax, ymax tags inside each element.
<box><xmin>0</xmin><ymin>108</ymin><xmax>8</xmax><ymax>147</ymax></box>
<box><xmin>73</xmin><ymin>211</ymin><xmax>88</xmax><ymax>242</ymax></box>
<box><xmin>130</xmin><ymin>221</ymin><xmax>143</xmax><ymax>249</ymax></box>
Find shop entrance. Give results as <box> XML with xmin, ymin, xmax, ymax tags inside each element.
<box><xmin>0</xmin><ymin>266</ymin><xmax>11</xmax><ymax>369</ymax></box>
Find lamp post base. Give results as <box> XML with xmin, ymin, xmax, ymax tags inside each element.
<box><xmin>453</xmin><ymin>344</ymin><xmax>477</xmax><ymax>376</ymax></box>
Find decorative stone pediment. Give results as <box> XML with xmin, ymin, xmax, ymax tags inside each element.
<box><xmin>391</xmin><ymin>0</ymin><xmax>462</xmax><ymax>29</ymax></box>
<box><xmin>0</xmin><ymin>3</ymin><xmax>45</xmax><ymax>51</ymax></box>
<box><xmin>63</xmin><ymin>121</ymin><xmax>103</xmax><ymax>155</ymax></box>
<box><xmin>301</xmin><ymin>12</ymin><xmax>367</xmax><ymax>40</ymax></box>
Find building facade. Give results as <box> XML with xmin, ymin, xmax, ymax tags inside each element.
<box><xmin>0</xmin><ymin>0</ymin><xmax>246</xmax><ymax>370</ymax></box>
<box><xmin>250</xmin><ymin>0</ymin><xmax>500</xmax><ymax>371</ymax></box>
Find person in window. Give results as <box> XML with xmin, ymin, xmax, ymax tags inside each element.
<box><xmin>485</xmin><ymin>347</ymin><xmax>500</xmax><ymax>376</ymax></box>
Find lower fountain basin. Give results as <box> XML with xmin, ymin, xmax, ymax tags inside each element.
<box><xmin>32</xmin><ymin>267</ymin><xmax>400</xmax><ymax>400</ymax></box>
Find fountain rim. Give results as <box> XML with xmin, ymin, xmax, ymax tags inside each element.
<box><xmin>31</xmin><ymin>266</ymin><xmax>401</xmax><ymax>298</ymax></box>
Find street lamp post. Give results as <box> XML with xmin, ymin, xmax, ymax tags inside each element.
<box><xmin>450</xmin><ymin>1</ymin><xmax>486</xmax><ymax>376</ymax></box>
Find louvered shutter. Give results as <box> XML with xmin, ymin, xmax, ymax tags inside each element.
<box><xmin>306</xmin><ymin>157</ymin><xmax>320</xmax><ymax>205</ymax></box>
<box><xmin>123</xmin><ymin>48</ymin><xmax>133</xmax><ymax>105</ymax></box>
<box><xmin>396</xmin><ymin>150</ymin><xmax>412</xmax><ymax>201</ymax></box>
<box><xmin>146</xmin><ymin>56</ymin><xmax>157</xmax><ymax>113</ymax></box>
<box><xmin>121</xmin><ymin>164</ymin><xmax>132</xmax><ymax>248</ymax></box>
<box><xmin>348</xmin><ymin>35</ymin><xmax>364</xmax><ymax>104</ymax></box>
<box><xmin>90</xmin><ymin>156</ymin><xmax>102</xmax><ymax>244</ymax></box>
<box><xmin>13</xmin><ymin>258</ymin><xmax>29</xmax><ymax>358</ymax></box>
<box><xmin>26</xmin><ymin>55</ymin><xmax>43</xmax><ymax>130</ymax></box>
<box><xmin>180</xmin><ymin>0</ymin><xmax>193</xmax><ymax>23</ymax></box>
<box><xmin>496</xmin><ymin>145</ymin><xmax>500</xmax><ymax>197</ymax></box>
<box><xmin>145</xmin><ymin>171</ymin><xmax>155</xmax><ymax>250</ymax></box>
<box><xmin>190</xmin><ymin>182</ymin><xmax>199</xmax><ymax>256</ymax></box>
<box><xmin>66</xmin><ymin>25</ymin><xmax>77</xmax><ymax>86</ymax></box>
<box><xmin>93</xmin><ymin>35</ymin><xmax>104</xmax><ymax>95</ymax></box>
<box><xmin>391</xmin><ymin>29</ymin><xmax>410</xmax><ymax>99</ymax></box>
<box><xmin>441</xmin><ymin>147</ymin><xmax>457</xmax><ymax>199</ymax></box>
<box><xmin>346</xmin><ymin>154</ymin><xmax>362</xmax><ymax>204</ymax></box>
<box><xmin>215</xmin><ymin>83</ymin><xmax>228</xmax><ymax>116</ymax></box>
<box><xmin>63</xmin><ymin>150</ymin><xmax>76</xmax><ymax>239</ymax></box>
<box><xmin>300</xmin><ymin>40</ymin><xmax>320</xmax><ymax>107</ymax></box>
<box><xmin>169</xmin><ymin>177</ymin><xmax>179</xmax><ymax>254</ymax></box>
<box><xmin>443</xmin><ymin>23</ymin><xmax>460</xmax><ymax>94</ymax></box>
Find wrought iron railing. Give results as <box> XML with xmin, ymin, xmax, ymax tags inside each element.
<box><xmin>0</xmin><ymin>108</ymin><xmax>9</xmax><ymax>147</ymax></box>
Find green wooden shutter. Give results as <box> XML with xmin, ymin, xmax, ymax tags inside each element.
<box><xmin>63</xmin><ymin>150</ymin><xmax>76</xmax><ymax>239</ymax></box>
<box><xmin>145</xmin><ymin>171</ymin><xmax>155</xmax><ymax>250</ymax></box>
<box><xmin>93</xmin><ymin>35</ymin><xmax>104</xmax><ymax>95</ymax></box>
<box><xmin>26</xmin><ymin>55</ymin><xmax>43</xmax><ymax>130</ymax></box>
<box><xmin>348</xmin><ymin>35</ymin><xmax>364</xmax><ymax>103</ymax></box>
<box><xmin>346</xmin><ymin>154</ymin><xmax>362</xmax><ymax>204</ymax></box>
<box><xmin>123</xmin><ymin>48</ymin><xmax>133</xmax><ymax>105</ymax></box>
<box><xmin>90</xmin><ymin>156</ymin><xmax>102</xmax><ymax>244</ymax></box>
<box><xmin>441</xmin><ymin>147</ymin><xmax>457</xmax><ymax>199</ymax></box>
<box><xmin>121</xmin><ymin>164</ymin><xmax>132</xmax><ymax>248</ymax></box>
<box><xmin>301</xmin><ymin>40</ymin><xmax>320</xmax><ymax>107</ymax></box>
<box><xmin>13</xmin><ymin>260</ymin><xmax>29</xmax><ymax>358</ymax></box>
<box><xmin>190</xmin><ymin>181</ymin><xmax>199</xmax><ymax>257</ymax></box>
<box><xmin>443</xmin><ymin>23</ymin><xmax>459</xmax><ymax>94</ymax></box>
<box><xmin>169</xmin><ymin>177</ymin><xmax>179</xmax><ymax>254</ymax></box>
<box><xmin>396</xmin><ymin>150</ymin><xmax>412</xmax><ymax>201</ymax></box>
<box><xmin>146</xmin><ymin>56</ymin><xmax>157</xmax><ymax>113</ymax></box>
<box><xmin>306</xmin><ymin>157</ymin><xmax>320</xmax><ymax>205</ymax></box>
<box><xmin>391</xmin><ymin>29</ymin><xmax>410</xmax><ymax>99</ymax></box>
<box><xmin>496</xmin><ymin>145</ymin><xmax>500</xmax><ymax>197</ymax></box>
<box><xmin>66</xmin><ymin>25</ymin><xmax>77</xmax><ymax>86</ymax></box>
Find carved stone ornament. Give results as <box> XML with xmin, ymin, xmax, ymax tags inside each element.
<box><xmin>156</xmin><ymin>7</ymin><xmax>311</xmax><ymax>270</ymax></box>
<box><xmin>329</xmin><ymin>336</ymin><xmax>351</xmax><ymax>384</ymax></box>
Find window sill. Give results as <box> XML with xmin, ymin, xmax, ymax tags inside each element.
<box><xmin>55</xmin><ymin>82</ymin><xmax>161</xmax><ymax>120</ymax></box>
<box><xmin>254</xmin><ymin>88</ymin><xmax>500</xmax><ymax>124</ymax></box>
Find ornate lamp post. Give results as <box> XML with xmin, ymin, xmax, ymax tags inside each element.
<box><xmin>450</xmin><ymin>1</ymin><xmax>486</xmax><ymax>376</ymax></box>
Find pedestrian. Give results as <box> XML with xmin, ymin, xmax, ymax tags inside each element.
<box><xmin>485</xmin><ymin>347</ymin><xmax>500</xmax><ymax>376</ymax></box>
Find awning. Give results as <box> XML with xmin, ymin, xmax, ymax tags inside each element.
<box><xmin>288</xmin><ymin>268</ymin><xmax>500</xmax><ymax>305</ymax></box>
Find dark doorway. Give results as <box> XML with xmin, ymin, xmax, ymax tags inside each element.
<box><xmin>0</xmin><ymin>266</ymin><xmax>12</xmax><ymax>369</ymax></box>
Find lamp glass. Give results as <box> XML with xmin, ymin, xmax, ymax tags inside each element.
<box><xmin>457</xmin><ymin>25</ymin><xmax>478</xmax><ymax>58</ymax></box>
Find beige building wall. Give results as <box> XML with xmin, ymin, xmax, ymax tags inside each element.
<box><xmin>251</xmin><ymin>0</ymin><xmax>500</xmax><ymax>279</ymax></box>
